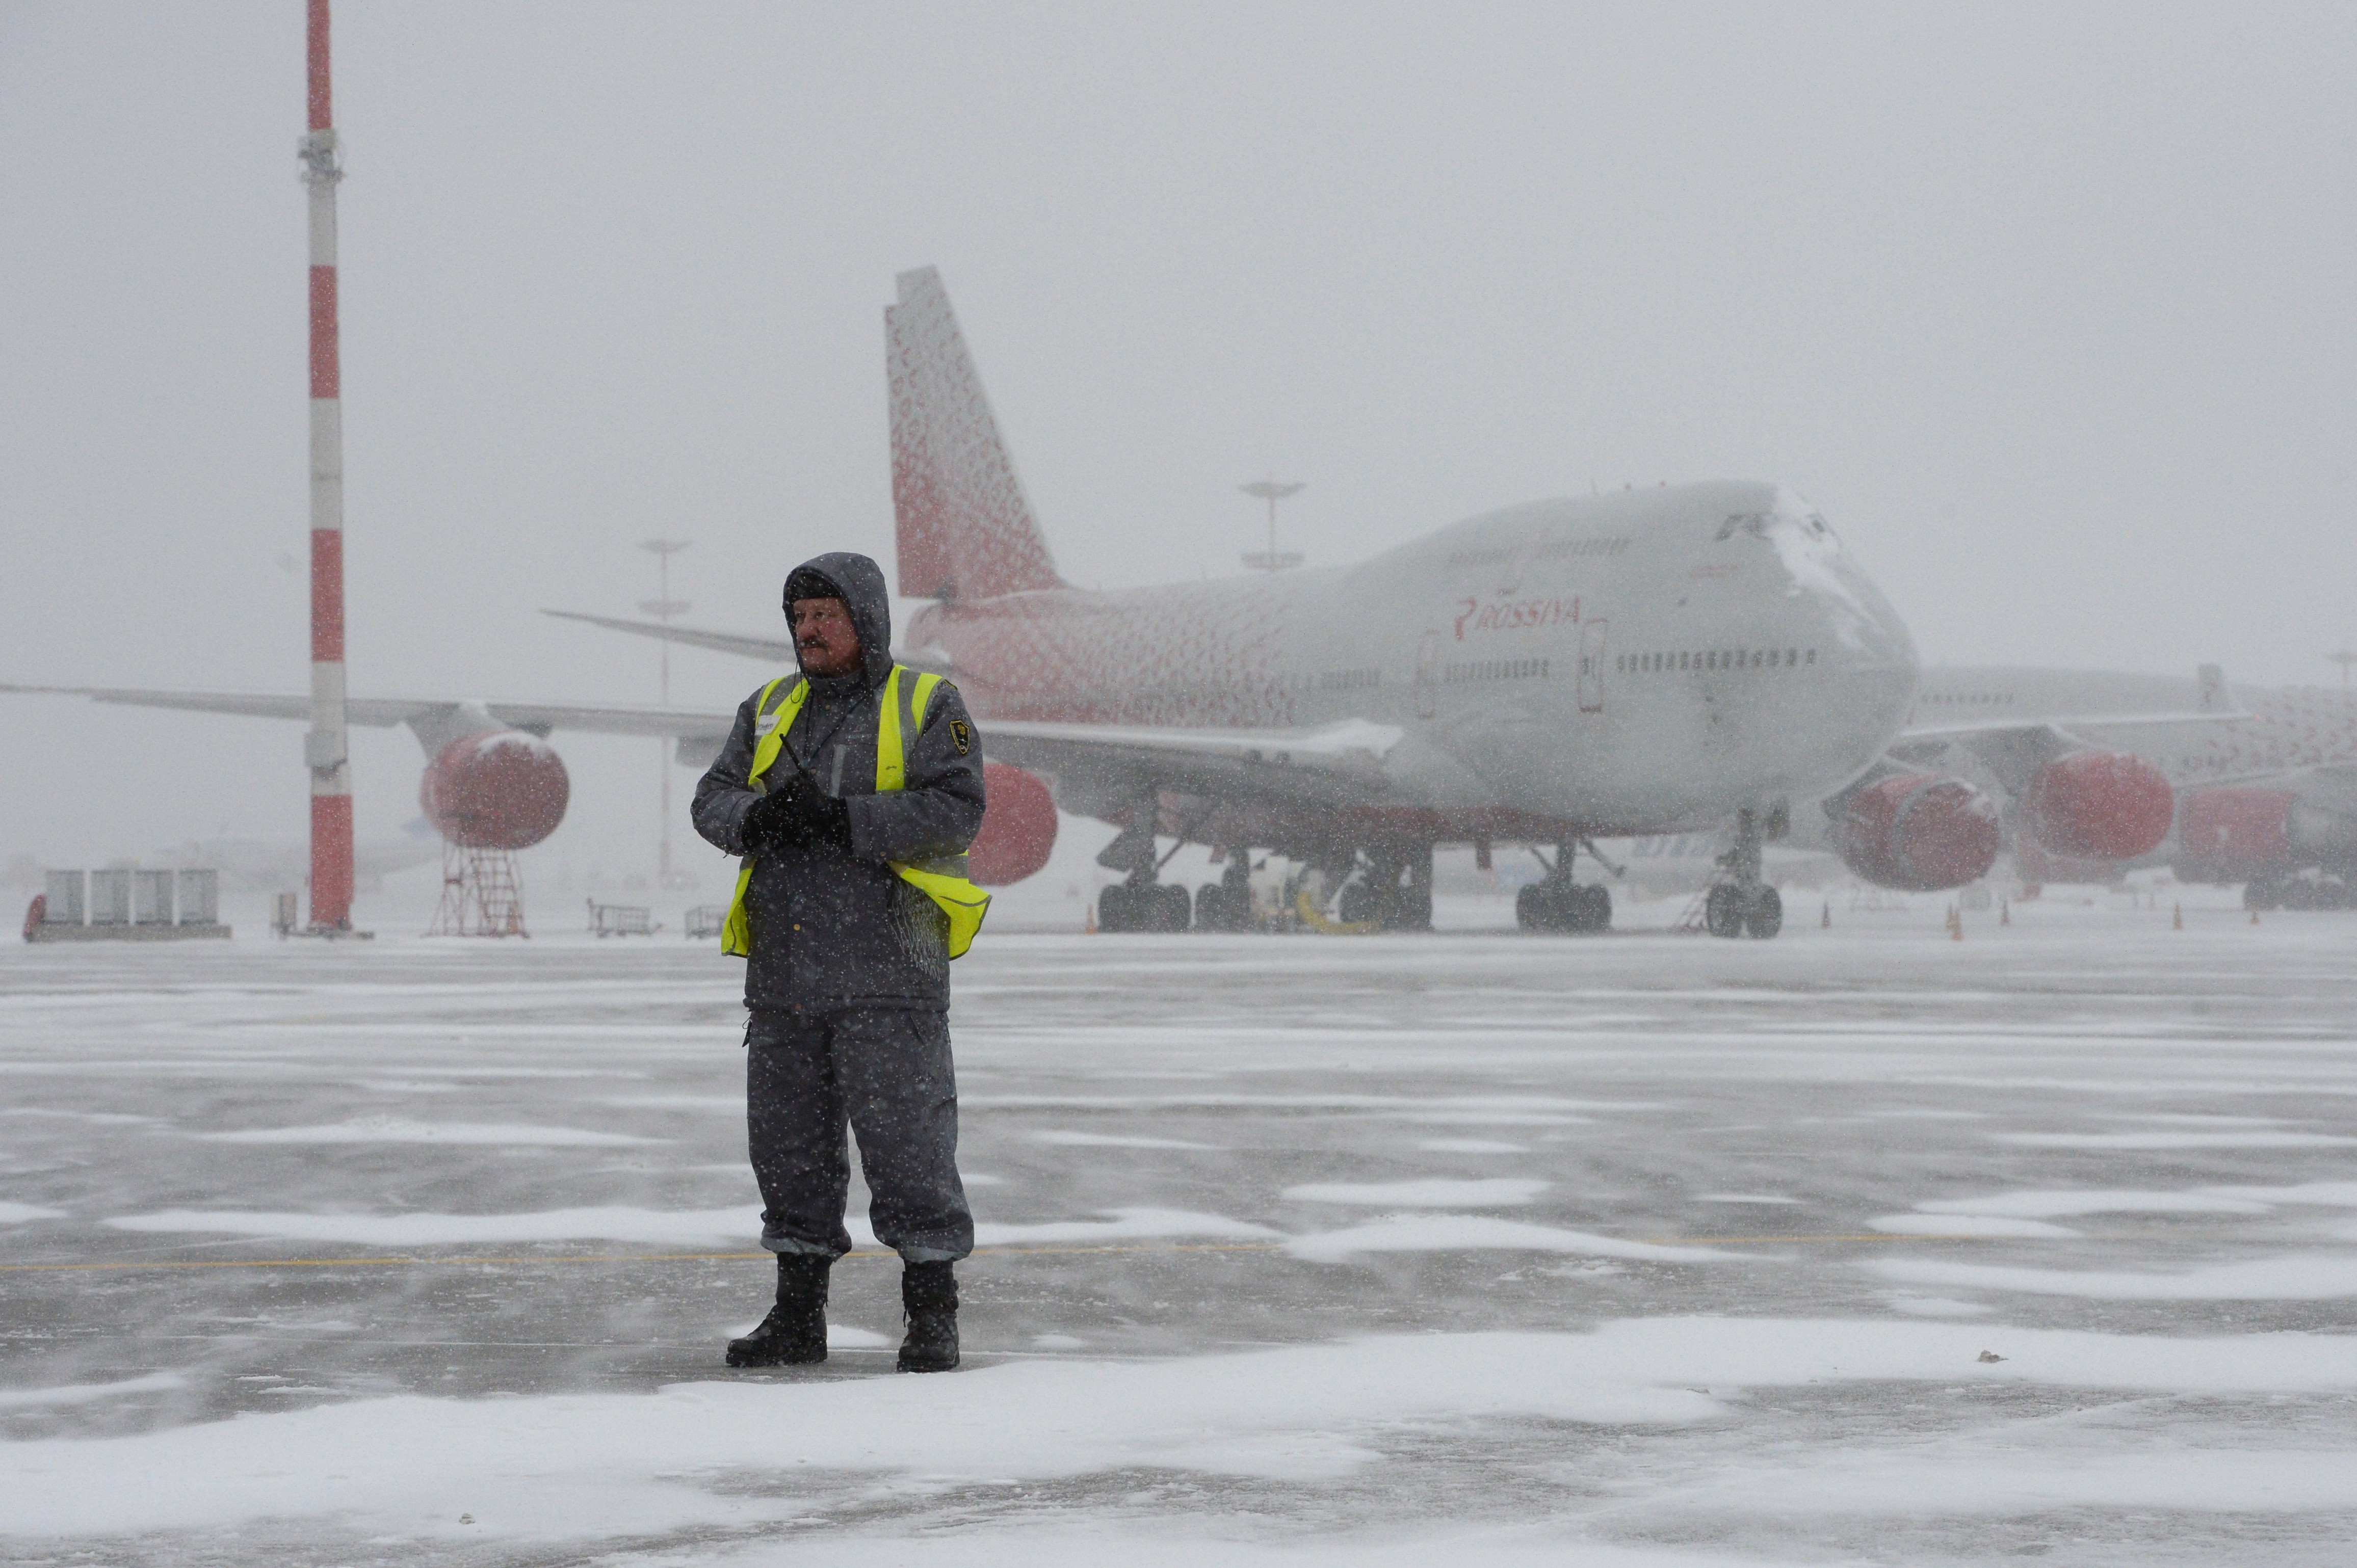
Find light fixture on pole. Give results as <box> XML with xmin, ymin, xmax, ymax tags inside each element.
<box><xmin>638</xmin><ymin>539</ymin><xmax>692</xmax><ymax>883</ymax></box>
<box><xmin>1239</xmin><ymin>479</ymin><xmax>1304</xmax><ymax>572</ymax></box>
<box><xmin>2329</xmin><ymin>649</ymin><xmax>2357</xmax><ymax>688</ymax></box>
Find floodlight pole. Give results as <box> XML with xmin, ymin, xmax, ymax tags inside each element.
<box><xmin>639</xmin><ymin>539</ymin><xmax>692</xmax><ymax>880</ymax></box>
<box><xmin>2329</xmin><ymin>649</ymin><xmax>2357</xmax><ymax>688</ymax></box>
<box><xmin>1238</xmin><ymin>479</ymin><xmax>1305</xmax><ymax>572</ymax></box>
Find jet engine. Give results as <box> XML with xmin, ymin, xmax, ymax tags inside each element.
<box><xmin>967</xmin><ymin>761</ymin><xmax>1058</xmax><ymax>885</ymax></box>
<box><xmin>419</xmin><ymin>731</ymin><xmax>571</xmax><ymax>850</ymax></box>
<box><xmin>2175</xmin><ymin>786</ymin><xmax>2357</xmax><ymax>883</ymax></box>
<box><xmin>1834</xmin><ymin>773</ymin><xmax>2000</xmax><ymax>891</ymax></box>
<box><xmin>2021</xmin><ymin>751</ymin><xmax>2173</xmax><ymax>862</ymax></box>
<box><xmin>2176</xmin><ymin>788</ymin><xmax>2295</xmax><ymax>882</ymax></box>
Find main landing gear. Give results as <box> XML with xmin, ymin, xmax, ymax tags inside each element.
<box><xmin>1703</xmin><ymin>806</ymin><xmax>1783</xmax><ymax>939</ymax></box>
<box><xmin>1193</xmin><ymin>848</ymin><xmax>1254</xmax><ymax>932</ymax></box>
<box><xmin>2244</xmin><ymin>871</ymin><xmax>2355</xmax><ymax>912</ymax></box>
<box><xmin>1093</xmin><ymin>797</ymin><xmax>1192</xmax><ymax>933</ymax></box>
<box><xmin>1328</xmin><ymin>845</ymin><xmax>1434</xmax><ymax>932</ymax></box>
<box><xmin>1097</xmin><ymin>877</ymin><xmax>1190</xmax><ymax>933</ymax></box>
<box><xmin>1515</xmin><ymin>842</ymin><xmax>1613</xmax><ymax>933</ymax></box>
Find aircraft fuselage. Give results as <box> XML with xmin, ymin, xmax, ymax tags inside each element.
<box><xmin>910</xmin><ymin>480</ymin><xmax>1918</xmax><ymax>842</ymax></box>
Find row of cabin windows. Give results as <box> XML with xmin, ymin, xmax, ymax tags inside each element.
<box><xmin>1313</xmin><ymin>668</ymin><xmax>1380</xmax><ymax>690</ymax></box>
<box><xmin>1445</xmin><ymin>658</ymin><xmax>1550</xmax><ymax>683</ymax></box>
<box><xmin>1617</xmin><ymin>647</ymin><xmax>1817</xmax><ymax>675</ymax></box>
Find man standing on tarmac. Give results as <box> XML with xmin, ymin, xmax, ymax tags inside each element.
<box><xmin>692</xmin><ymin>551</ymin><xmax>989</xmax><ymax>1372</ymax></box>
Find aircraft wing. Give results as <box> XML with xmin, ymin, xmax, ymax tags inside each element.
<box><xmin>1</xmin><ymin>683</ymin><xmax>738</xmax><ymax>743</ymax></box>
<box><xmin>1889</xmin><ymin>711</ymin><xmax>2256</xmax><ymax>795</ymax></box>
<box><xmin>978</xmin><ymin>716</ymin><xmax>1406</xmax><ymax>804</ymax></box>
<box><xmin>9</xmin><ymin>681</ymin><xmax>1436</xmax><ymax>804</ymax></box>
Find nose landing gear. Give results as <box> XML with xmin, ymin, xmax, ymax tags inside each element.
<box><xmin>1703</xmin><ymin>882</ymin><xmax>1781</xmax><ymax>938</ymax></box>
<box><xmin>1703</xmin><ymin>806</ymin><xmax>1784</xmax><ymax>938</ymax></box>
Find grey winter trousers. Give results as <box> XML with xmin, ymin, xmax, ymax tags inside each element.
<box><xmin>745</xmin><ymin>1007</ymin><xmax>973</xmax><ymax>1262</ymax></box>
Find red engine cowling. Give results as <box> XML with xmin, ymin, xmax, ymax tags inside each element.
<box><xmin>967</xmin><ymin>762</ymin><xmax>1057</xmax><ymax>886</ymax></box>
<box><xmin>420</xmin><ymin>731</ymin><xmax>570</xmax><ymax>850</ymax></box>
<box><xmin>2022</xmin><ymin>751</ymin><xmax>2173</xmax><ymax>862</ymax></box>
<box><xmin>1835</xmin><ymin>773</ymin><xmax>2001</xmax><ymax>891</ymax></box>
<box><xmin>2175</xmin><ymin>787</ymin><xmax>2296</xmax><ymax>882</ymax></box>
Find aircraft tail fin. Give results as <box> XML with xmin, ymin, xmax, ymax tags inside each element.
<box><xmin>886</xmin><ymin>267</ymin><xmax>1064</xmax><ymax>600</ymax></box>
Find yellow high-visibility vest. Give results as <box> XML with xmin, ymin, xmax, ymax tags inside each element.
<box><xmin>719</xmin><ymin>665</ymin><xmax>990</xmax><ymax>960</ymax></box>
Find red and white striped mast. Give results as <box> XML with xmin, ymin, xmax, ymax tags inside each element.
<box><xmin>299</xmin><ymin>0</ymin><xmax>354</xmax><ymax>931</ymax></box>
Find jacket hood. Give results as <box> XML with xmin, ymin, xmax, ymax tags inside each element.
<box><xmin>785</xmin><ymin>550</ymin><xmax>894</xmax><ymax>688</ymax></box>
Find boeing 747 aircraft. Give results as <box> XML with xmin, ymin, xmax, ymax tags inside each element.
<box><xmin>21</xmin><ymin>268</ymin><xmax>2229</xmax><ymax>938</ymax></box>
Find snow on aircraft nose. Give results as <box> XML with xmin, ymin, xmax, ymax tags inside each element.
<box><xmin>1758</xmin><ymin>487</ymin><xmax>1919</xmax><ymax>777</ymax></box>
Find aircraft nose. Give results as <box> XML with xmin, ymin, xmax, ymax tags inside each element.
<box><xmin>1798</xmin><ymin>545</ymin><xmax>1919</xmax><ymax>763</ymax></box>
<box><xmin>1755</xmin><ymin>490</ymin><xmax>1919</xmax><ymax>763</ymax></box>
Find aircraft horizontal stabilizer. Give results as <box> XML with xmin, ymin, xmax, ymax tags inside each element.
<box><xmin>2</xmin><ymin>683</ymin><xmax>738</xmax><ymax>746</ymax></box>
<box><xmin>542</xmin><ymin>609</ymin><xmax>959</xmax><ymax>679</ymax></box>
<box><xmin>541</xmin><ymin>609</ymin><xmax>798</xmax><ymax>665</ymax></box>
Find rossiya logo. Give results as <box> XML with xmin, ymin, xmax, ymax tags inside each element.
<box><xmin>1453</xmin><ymin>596</ymin><xmax>1580</xmax><ymax>641</ymax></box>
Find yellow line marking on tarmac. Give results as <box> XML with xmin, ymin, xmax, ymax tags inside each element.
<box><xmin>0</xmin><ymin>1234</ymin><xmax>2018</xmax><ymax>1273</ymax></box>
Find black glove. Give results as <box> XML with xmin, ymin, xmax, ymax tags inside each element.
<box><xmin>789</xmin><ymin>777</ymin><xmax>853</xmax><ymax>849</ymax></box>
<box><xmin>740</xmin><ymin>785</ymin><xmax>799</xmax><ymax>854</ymax></box>
<box><xmin>743</xmin><ymin>773</ymin><xmax>853</xmax><ymax>854</ymax></box>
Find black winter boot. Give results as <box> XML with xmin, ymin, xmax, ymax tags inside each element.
<box><xmin>897</xmin><ymin>1260</ymin><xmax>959</xmax><ymax>1372</ymax></box>
<box><xmin>726</xmin><ymin>1252</ymin><xmax>830</xmax><ymax>1367</ymax></box>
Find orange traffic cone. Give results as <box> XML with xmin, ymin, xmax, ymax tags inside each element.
<box><xmin>1821</xmin><ymin>900</ymin><xmax>1831</xmax><ymax>928</ymax></box>
<box><xmin>2000</xmin><ymin>898</ymin><xmax>2011</xmax><ymax>926</ymax></box>
<box><xmin>1947</xmin><ymin>905</ymin><xmax>1964</xmax><ymax>941</ymax></box>
<box><xmin>2250</xmin><ymin>906</ymin><xmax>2261</xmax><ymax>926</ymax></box>
<box><xmin>2173</xmin><ymin>902</ymin><xmax>2183</xmax><ymax>931</ymax></box>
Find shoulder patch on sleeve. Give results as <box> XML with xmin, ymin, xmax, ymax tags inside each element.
<box><xmin>949</xmin><ymin>718</ymin><xmax>973</xmax><ymax>756</ymax></box>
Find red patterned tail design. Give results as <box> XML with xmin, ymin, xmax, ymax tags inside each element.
<box><xmin>888</xmin><ymin>268</ymin><xmax>1064</xmax><ymax>601</ymax></box>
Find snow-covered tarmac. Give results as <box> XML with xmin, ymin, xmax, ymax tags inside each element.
<box><xmin>4</xmin><ymin>896</ymin><xmax>2355</xmax><ymax>1564</ymax></box>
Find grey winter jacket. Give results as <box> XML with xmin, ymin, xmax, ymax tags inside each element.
<box><xmin>691</xmin><ymin>551</ymin><xmax>987</xmax><ymax>1015</ymax></box>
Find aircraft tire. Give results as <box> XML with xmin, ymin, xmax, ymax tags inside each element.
<box><xmin>1705</xmin><ymin>884</ymin><xmax>1745</xmax><ymax>938</ymax></box>
<box><xmin>1518</xmin><ymin>882</ymin><xmax>1572</xmax><ymax>932</ymax></box>
<box><xmin>1337</xmin><ymin>882</ymin><xmax>1380</xmax><ymax>926</ymax></box>
<box><xmin>1152</xmin><ymin>882</ymin><xmax>1192</xmax><ymax>932</ymax></box>
<box><xmin>1194</xmin><ymin>884</ymin><xmax>1245</xmax><ymax>932</ymax></box>
<box><xmin>2243</xmin><ymin>876</ymin><xmax>2282</xmax><ymax>912</ymax></box>
<box><xmin>1097</xmin><ymin>885</ymin><xmax>1131</xmax><ymax>933</ymax></box>
<box><xmin>1577</xmin><ymin>883</ymin><xmax>1612</xmax><ymax>933</ymax></box>
<box><xmin>1743</xmin><ymin>886</ymin><xmax>1783</xmax><ymax>940</ymax></box>
<box><xmin>1388</xmin><ymin>889</ymin><xmax>1434</xmax><ymax>932</ymax></box>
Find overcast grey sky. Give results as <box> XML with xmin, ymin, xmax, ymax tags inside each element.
<box><xmin>4</xmin><ymin>2</ymin><xmax>2352</xmax><ymax>881</ymax></box>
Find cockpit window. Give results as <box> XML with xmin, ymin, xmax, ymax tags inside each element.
<box><xmin>1772</xmin><ymin>487</ymin><xmax>1837</xmax><ymax>542</ymax></box>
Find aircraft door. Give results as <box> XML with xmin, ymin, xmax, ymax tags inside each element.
<box><xmin>1415</xmin><ymin>632</ymin><xmax>1440</xmax><ymax>719</ymax></box>
<box><xmin>1578</xmin><ymin>619</ymin><xmax>1608</xmax><ymax>712</ymax></box>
